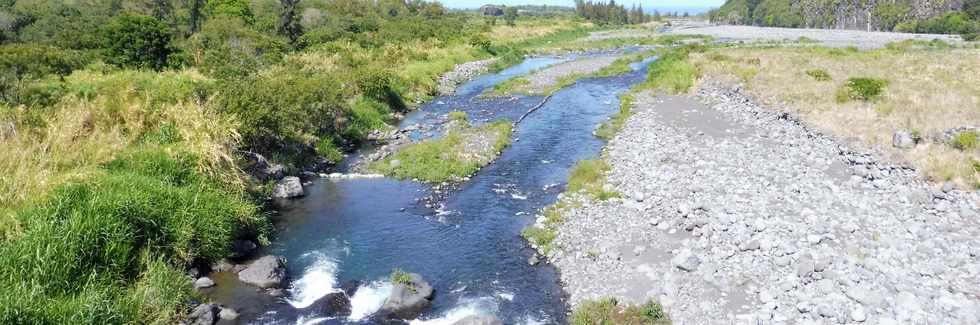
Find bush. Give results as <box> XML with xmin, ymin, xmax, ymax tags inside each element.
<box><xmin>186</xmin><ymin>17</ymin><xmax>288</xmax><ymax>78</ymax></box>
<box><xmin>839</xmin><ymin>77</ymin><xmax>888</xmax><ymax>102</ymax></box>
<box><xmin>316</xmin><ymin>137</ymin><xmax>345</xmax><ymax>164</ymax></box>
<box><xmin>571</xmin><ymin>298</ymin><xmax>670</xmax><ymax>325</ymax></box>
<box><xmin>952</xmin><ymin>131</ymin><xmax>979</xmax><ymax>150</ymax></box>
<box><xmin>102</xmin><ymin>15</ymin><xmax>180</xmax><ymax>71</ymax></box>
<box><xmin>215</xmin><ymin>70</ymin><xmax>344</xmax><ymax>156</ymax></box>
<box><xmin>805</xmin><ymin>69</ymin><xmax>832</xmax><ymax>81</ymax></box>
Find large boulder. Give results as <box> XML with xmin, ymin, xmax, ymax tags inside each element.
<box><xmin>272</xmin><ymin>176</ymin><xmax>304</xmax><ymax>199</ymax></box>
<box><xmin>378</xmin><ymin>273</ymin><xmax>435</xmax><ymax>321</ymax></box>
<box><xmin>238</xmin><ymin>255</ymin><xmax>287</xmax><ymax>289</ymax></box>
<box><xmin>187</xmin><ymin>303</ymin><xmax>219</xmax><ymax>325</ymax></box>
<box><xmin>452</xmin><ymin>315</ymin><xmax>504</xmax><ymax>325</ymax></box>
<box><xmin>307</xmin><ymin>292</ymin><xmax>352</xmax><ymax>317</ymax></box>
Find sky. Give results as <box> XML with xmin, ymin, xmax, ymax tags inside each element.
<box><xmin>441</xmin><ymin>0</ymin><xmax>726</xmax><ymax>9</ymax></box>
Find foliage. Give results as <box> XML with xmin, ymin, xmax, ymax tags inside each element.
<box><xmin>390</xmin><ymin>268</ymin><xmax>417</xmax><ymax>293</ymax></box>
<box><xmin>370</xmin><ymin>121</ymin><xmax>512</xmax><ymax>182</ymax></box>
<box><xmin>573</xmin><ymin>0</ymin><xmax>649</xmax><ymax>25</ymax></box>
<box><xmin>522</xmin><ymin>226</ymin><xmax>557</xmax><ymax>254</ymax></box>
<box><xmin>640</xmin><ymin>46</ymin><xmax>703</xmax><ymax>94</ymax></box>
<box><xmin>186</xmin><ymin>17</ymin><xmax>288</xmax><ymax>78</ymax></box>
<box><xmin>805</xmin><ymin>69</ymin><xmax>831</xmax><ymax>81</ymax></box>
<box><xmin>568</xmin><ymin>159</ymin><xmax>619</xmax><ymax>200</ymax></box>
<box><xmin>504</xmin><ymin>7</ymin><xmax>519</xmax><ymax>26</ymax></box>
<box><xmin>103</xmin><ymin>15</ymin><xmax>180</xmax><ymax>71</ymax></box>
<box><xmin>952</xmin><ymin>131</ymin><xmax>979</xmax><ymax>150</ymax></box>
<box><xmin>0</xmin><ymin>148</ymin><xmax>264</xmax><ymax>323</ymax></box>
<box><xmin>205</xmin><ymin>0</ymin><xmax>254</xmax><ymax>24</ymax></box>
<box><xmin>571</xmin><ymin>298</ymin><xmax>671</xmax><ymax>325</ymax></box>
<box><xmin>839</xmin><ymin>77</ymin><xmax>888</xmax><ymax>102</ymax></box>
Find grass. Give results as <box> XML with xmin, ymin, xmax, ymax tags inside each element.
<box><xmin>390</xmin><ymin>268</ymin><xmax>417</xmax><ymax>294</ymax></box>
<box><xmin>805</xmin><ymin>69</ymin><xmax>832</xmax><ymax>81</ymax></box>
<box><xmin>0</xmin><ymin>147</ymin><xmax>264</xmax><ymax>324</ymax></box>
<box><xmin>953</xmin><ymin>131</ymin><xmax>979</xmax><ymax>151</ymax></box>
<box><xmin>691</xmin><ymin>45</ymin><xmax>980</xmax><ymax>188</ymax></box>
<box><xmin>571</xmin><ymin>298</ymin><xmax>671</xmax><ymax>325</ymax></box>
<box><xmin>568</xmin><ymin>159</ymin><xmax>620</xmax><ymax>200</ymax></box>
<box><xmin>596</xmin><ymin>92</ymin><xmax>635</xmax><ymax>140</ymax></box>
<box><xmin>369</xmin><ymin>120</ymin><xmax>513</xmax><ymax>182</ymax></box>
<box><xmin>638</xmin><ymin>45</ymin><xmax>704</xmax><ymax>94</ymax></box>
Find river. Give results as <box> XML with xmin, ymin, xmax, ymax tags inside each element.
<box><xmin>206</xmin><ymin>51</ymin><xmax>657</xmax><ymax>325</ymax></box>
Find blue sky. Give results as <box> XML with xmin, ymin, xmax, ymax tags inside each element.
<box><xmin>442</xmin><ymin>0</ymin><xmax>726</xmax><ymax>9</ymax></box>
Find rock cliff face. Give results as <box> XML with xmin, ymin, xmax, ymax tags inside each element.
<box><xmin>711</xmin><ymin>0</ymin><xmax>964</xmax><ymax>31</ymax></box>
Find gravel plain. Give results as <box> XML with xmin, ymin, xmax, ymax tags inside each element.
<box><xmin>664</xmin><ymin>22</ymin><xmax>964</xmax><ymax>49</ymax></box>
<box><xmin>538</xmin><ymin>82</ymin><xmax>980</xmax><ymax>324</ymax></box>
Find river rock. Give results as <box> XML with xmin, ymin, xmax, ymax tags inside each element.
<box><xmin>218</xmin><ymin>307</ymin><xmax>239</xmax><ymax>321</ymax></box>
<box><xmin>892</xmin><ymin>130</ymin><xmax>916</xmax><ymax>149</ymax></box>
<box><xmin>230</xmin><ymin>239</ymin><xmax>258</xmax><ymax>259</ymax></box>
<box><xmin>238</xmin><ymin>255</ymin><xmax>287</xmax><ymax>289</ymax></box>
<box><xmin>378</xmin><ymin>273</ymin><xmax>435</xmax><ymax>321</ymax></box>
<box><xmin>451</xmin><ymin>315</ymin><xmax>504</xmax><ymax>325</ymax></box>
<box><xmin>194</xmin><ymin>277</ymin><xmax>216</xmax><ymax>290</ymax></box>
<box><xmin>241</xmin><ymin>151</ymin><xmax>285</xmax><ymax>181</ymax></box>
<box><xmin>307</xmin><ymin>292</ymin><xmax>352</xmax><ymax>316</ymax></box>
<box><xmin>272</xmin><ymin>176</ymin><xmax>304</xmax><ymax>199</ymax></box>
<box><xmin>187</xmin><ymin>303</ymin><xmax>219</xmax><ymax>325</ymax></box>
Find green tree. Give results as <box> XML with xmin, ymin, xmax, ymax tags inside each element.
<box><xmin>504</xmin><ymin>7</ymin><xmax>518</xmax><ymax>26</ymax></box>
<box><xmin>103</xmin><ymin>15</ymin><xmax>178</xmax><ymax>70</ymax></box>
<box><xmin>205</xmin><ymin>0</ymin><xmax>253</xmax><ymax>24</ymax></box>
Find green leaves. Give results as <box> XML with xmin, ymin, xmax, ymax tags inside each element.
<box><xmin>102</xmin><ymin>15</ymin><xmax>178</xmax><ymax>71</ymax></box>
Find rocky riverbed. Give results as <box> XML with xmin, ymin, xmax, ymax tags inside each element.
<box><xmin>538</xmin><ymin>83</ymin><xmax>980</xmax><ymax>324</ymax></box>
<box><xmin>437</xmin><ymin>58</ymin><xmax>498</xmax><ymax>96</ymax></box>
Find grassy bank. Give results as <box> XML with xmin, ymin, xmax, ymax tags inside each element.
<box><xmin>0</xmin><ymin>1</ymin><xmax>597</xmax><ymax>321</ymax></box>
<box><xmin>571</xmin><ymin>298</ymin><xmax>671</xmax><ymax>325</ymax></box>
<box><xmin>369</xmin><ymin>118</ymin><xmax>513</xmax><ymax>183</ymax></box>
<box><xmin>690</xmin><ymin>42</ymin><xmax>980</xmax><ymax>188</ymax></box>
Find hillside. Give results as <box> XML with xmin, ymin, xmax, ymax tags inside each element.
<box><xmin>710</xmin><ymin>0</ymin><xmax>979</xmax><ymax>39</ymax></box>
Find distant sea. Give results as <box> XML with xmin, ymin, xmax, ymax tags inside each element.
<box><xmin>646</xmin><ymin>7</ymin><xmax>716</xmax><ymax>15</ymax></box>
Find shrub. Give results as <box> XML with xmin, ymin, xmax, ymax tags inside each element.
<box><xmin>521</xmin><ymin>226</ymin><xmax>557</xmax><ymax>254</ymax></box>
<box><xmin>186</xmin><ymin>17</ymin><xmax>288</xmax><ymax>78</ymax></box>
<box><xmin>316</xmin><ymin>137</ymin><xmax>345</xmax><ymax>164</ymax></box>
<box><xmin>571</xmin><ymin>298</ymin><xmax>670</xmax><ymax>325</ymax></box>
<box><xmin>952</xmin><ymin>131</ymin><xmax>979</xmax><ymax>150</ymax></box>
<box><xmin>840</xmin><ymin>77</ymin><xmax>888</xmax><ymax>102</ymax></box>
<box><xmin>102</xmin><ymin>15</ymin><xmax>180</xmax><ymax>71</ymax></box>
<box><xmin>805</xmin><ymin>69</ymin><xmax>832</xmax><ymax>81</ymax></box>
<box><xmin>215</xmin><ymin>70</ymin><xmax>344</xmax><ymax>156</ymax></box>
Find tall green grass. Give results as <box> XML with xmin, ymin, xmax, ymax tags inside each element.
<box><xmin>639</xmin><ymin>45</ymin><xmax>705</xmax><ymax>94</ymax></box>
<box><xmin>0</xmin><ymin>147</ymin><xmax>265</xmax><ymax>323</ymax></box>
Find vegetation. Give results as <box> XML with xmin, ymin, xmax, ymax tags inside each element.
<box><xmin>639</xmin><ymin>45</ymin><xmax>705</xmax><ymax>94</ymax></box>
<box><xmin>573</xmin><ymin>0</ymin><xmax>650</xmax><ymax>25</ymax></box>
<box><xmin>571</xmin><ymin>298</ymin><xmax>671</xmax><ymax>325</ymax></box>
<box><xmin>690</xmin><ymin>44</ymin><xmax>980</xmax><ymax>187</ymax></box>
<box><xmin>710</xmin><ymin>0</ymin><xmax>980</xmax><ymax>40</ymax></box>
<box><xmin>838</xmin><ymin>77</ymin><xmax>888</xmax><ymax>102</ymax></box>
<box><xmin>390</xmin><ymin>268</ymin><xmax>417</xmax><ymax>293</ymax></box>
<box><xmin>0</xmin><ymin>0</ymin><xmax>596</xmax><ymax>322</ymax></box>
<box><xmin>953</xmin><ymin>131</ymin><xmax>979</xmax><ymax>151</ymax></box>
<box><xmin>369</xmin><ymin>120</ymin><xmax>513</xmax><ymax>182</ymax></box>
<box><xmin>568</xmin><ymin>159</ymin><xmax>620</xmax><ymax>200</ymax></box>
<box><xmin>805</xmin><ymin>69</ymin><xmax>832</xmax><ymax>81</ymax></box>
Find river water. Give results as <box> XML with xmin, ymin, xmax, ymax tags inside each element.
<box><xmin>207</xmin><ymin>52</ymin><xmax>657</xmax><ymax>325</ymax></box>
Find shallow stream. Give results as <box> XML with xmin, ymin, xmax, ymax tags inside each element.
<box><xmin>208</xmin><ymin>52</ymin><xmax>657</xmax><ymax>325</ymax></box>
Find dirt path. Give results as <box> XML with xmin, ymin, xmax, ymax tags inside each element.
<box><xmin>545</xmin><ymin>85</ymin><xmax>980</xmax><ymax>324</ymax></box>
<box><xmin>664</xmin><ymin>22</ymin><xmax>964</xmax><ymax>49</ymax></box>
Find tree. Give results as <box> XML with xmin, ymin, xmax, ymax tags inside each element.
<box><xmin>102</xmin><ymin>15</ymin><xmax>178</xmax><ymax>70</ymax></box>
<box><xmin>205</xmin><ymin>0</ymin><xmax>253</xmax><ymax>24</ymax></box>
<box><xmin>187</xmin><ymin>0</ymin><xmax>205</xmax><ymax>33</ymax></box>
<box><xmin>504</xmin><ymin>7</ymin><xmax>518</xmax><ymax>26</ymax></box>
<box><xmin>278</xmin><ymin>0</ymin><xmax>302</xmax><ymax>45</ymax></box>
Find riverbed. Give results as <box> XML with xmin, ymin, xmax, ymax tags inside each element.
<box><xmin>207</xmin><ymin>50</ymin><xmax>658</xmax><ymax>325</ymax></box>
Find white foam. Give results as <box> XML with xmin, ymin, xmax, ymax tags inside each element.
<box><xmin>496</xmin><ymin>291</ymin><xmax>515</xmax><ymax>301</ymax></box>
<box><xmin>295</xmin><ymin>316</ymin><xmax>331</xmax><ymax>325</ymax></box>
<box><xmin>348</xmin><ymin>281</ymin><xmax>394</xmax><ymax>321</ymax></box>
<box><xmin>409</xmin><ymin>297</ymin><xmax>499</xmax><ymax>325</ymax></box>
<box><xmin>510</xmin><ymin>193</ymin><xmax>528</xmax><ymax>200</ymax></box>
<box><xmin>286</xmin><ymin>252</ymin><xmax>341</xmax><ymax>309</ymax></box>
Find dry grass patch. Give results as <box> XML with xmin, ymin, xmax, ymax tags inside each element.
<box><xmin>692</xmin><ymin>46</ymin><xmax>980</xmax><ymax>187</ymax></box>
